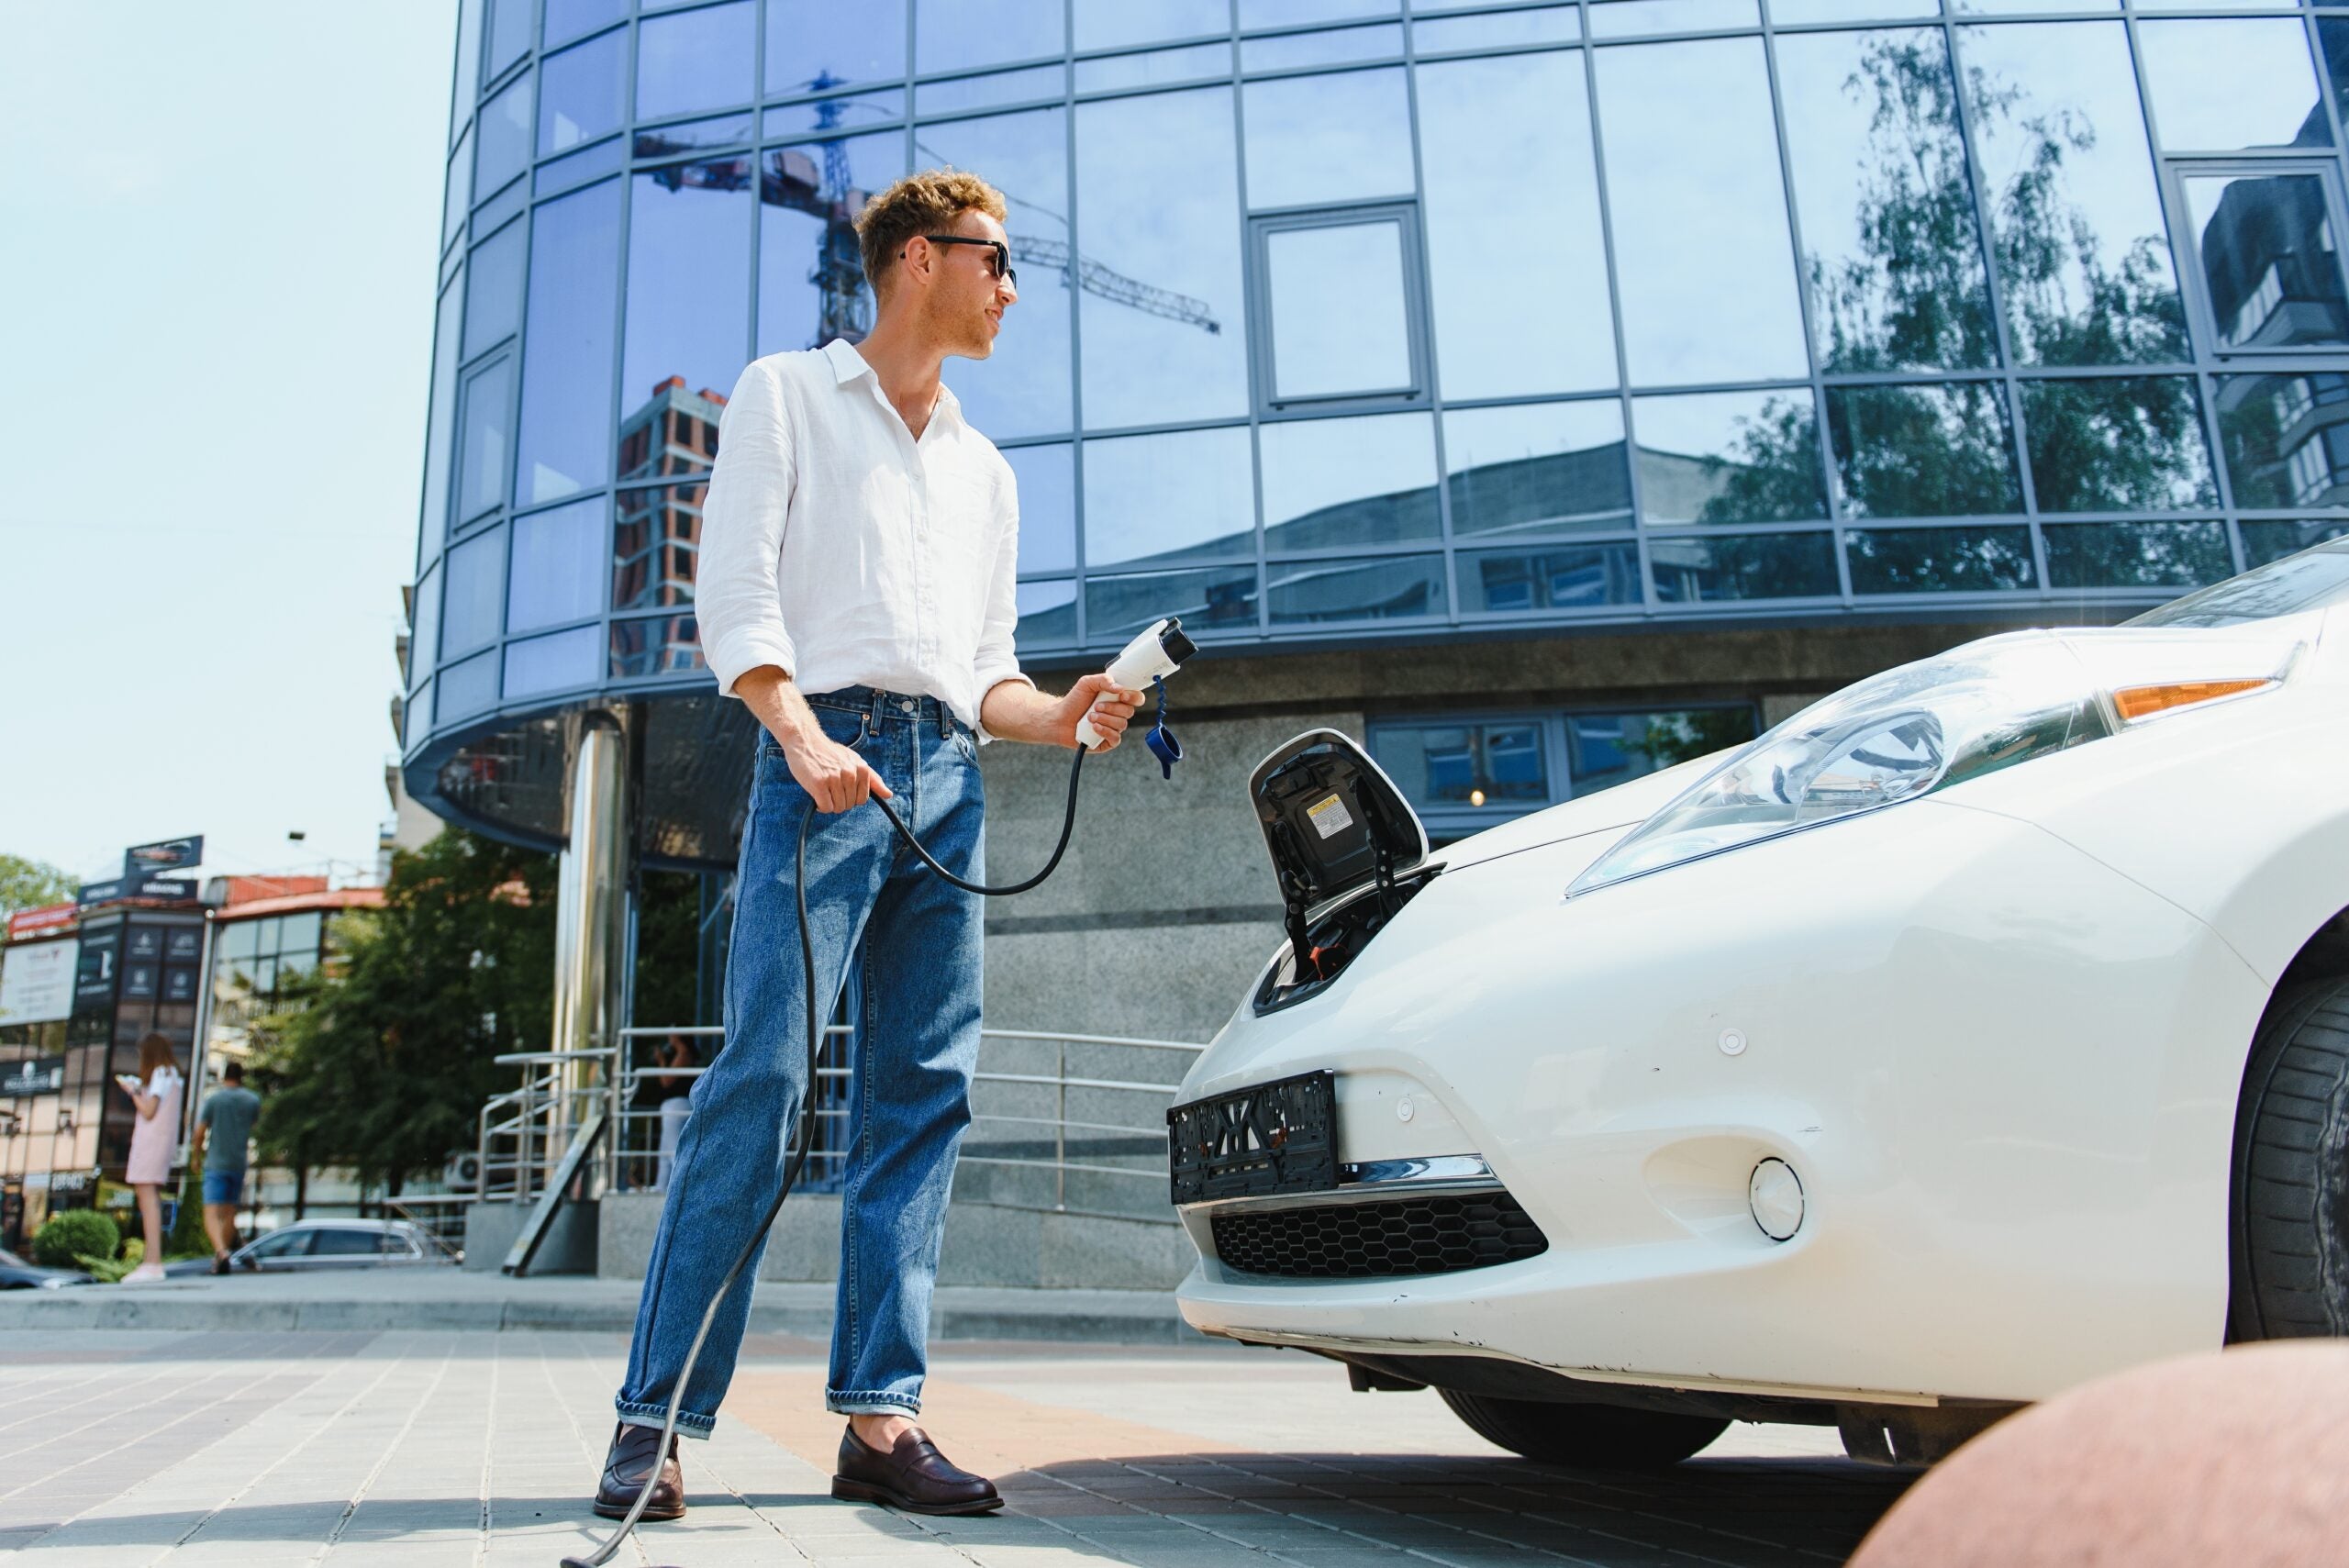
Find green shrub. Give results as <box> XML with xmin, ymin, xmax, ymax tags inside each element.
<box><xmin>32</xmin><ymin>1209</ymin><xmax>120</xmax><ymax>1270</ymax></box>
<box><xmin>77</xmin><ymin>1239</ymin><xmax>145</xmax><ymax>1284</ymax></box>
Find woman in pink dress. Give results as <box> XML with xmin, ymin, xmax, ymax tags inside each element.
<box><xmin>118</xmin><ymin>1033</ymin><xmax>183</xmax><ymax>1284</ymax></box>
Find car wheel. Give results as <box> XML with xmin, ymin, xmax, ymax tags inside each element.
<box><xmin>1438</xmin><ymin>1389</ymin><xmax>1730</xmax><ymax>1468</ymax></box>
<box><xmin>2230</xmin><ymin>975</ymin><xmax>2349</xmax><ymax>1341</ymax></box>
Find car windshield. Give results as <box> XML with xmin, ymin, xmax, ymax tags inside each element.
<box><xmin>0</xmin><ymin>1248</ymin><xmax>26</xmax><ymax>1268</ymax></box>
<box><xmin>2128</xmin><ymin>537</ymin><xmax>2349</xmax><ymax>628</ymax></box>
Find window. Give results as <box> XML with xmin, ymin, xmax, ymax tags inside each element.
<box><xmin>1370</xmin><ymin>705</ymin><xmax>1761</xmax><ymax>839</ymax></box>
<box><xmin>1252</xmin><ymin>206</ymin><xmax>1428</xmax><ymax>411</ymax></box>
<box><xmin>2176</xmin><ymin>165</ymin><xmax>2349</xmax><ymax>353</ymax></box>
<box><xmin>309</xmin><ymin>1228</ymin><xmax>383</xmax><ymax>1257</ymax></box>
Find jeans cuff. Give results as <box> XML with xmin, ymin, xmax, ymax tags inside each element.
<box><xmin>616</xmin><ymin>1399</ymin><xmax>716</xmax><ymax>1440</ymax></box>
<box><xmin>827</xmin><ymin>1390</ymin><xmax>919</xmax><ymax>1416</ymax></box>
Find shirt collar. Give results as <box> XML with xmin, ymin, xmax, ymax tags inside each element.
<box><xmin>821</xmin><ymin>337</ymin><xmax>965</xmax><ymax>433</ymax></box>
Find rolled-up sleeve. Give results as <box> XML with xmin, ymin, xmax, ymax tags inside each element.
<box><xmin>970</xmin><ymin>462</ymin><xmax>1032</xmax><ymax>742</ymax></box>
<box><xmin>696</xmin><ymin>358</ymin><xmax>800</xmax><ymax>698</ymax></box>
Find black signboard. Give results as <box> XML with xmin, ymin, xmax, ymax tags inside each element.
<box><xmin>164</xmin><ymin>929</ymin><xmax>201</xmax><ymax>962</ymax></box>
<box><xmin>161</xmin><ymin>967</ymin><xmax>198</xmax><ymax>1004</ymax></box>
<box><xmin>0</xmin><ymin>1058</ymin><xmax>65</xmax><ymax>1097</ymax></box>
<box><xmin>74</xmin><ymin>930</ymin><xmax>120</xmax><ymax>1006</ymax></box>
<box><xmin>77</xmin><ymin>875</ymin><xmax>198</xmax><ymax>907</ymax></box>
<box><xmin>124</xmin><ymin>836</ymin><xmax>203</xmax><ymax>874</ymax></box>
<box><xmin>122</xmin><ymin>963</ymin><xmax>158</xmax><ymax>1000</ymax></box>
<box><xmin>126</xmin><ymin>927</ymin><xmax>164</xmax><ymax>962</ymax></box>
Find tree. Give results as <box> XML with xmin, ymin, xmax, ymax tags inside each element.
<box><xmin>0</xmin><ymin>854</ymin><xmax>76</xmax><ymax>919</ymax></box>
<box><xmin>252</xmin><ymin>830</ymin><xmax>557</xmax><ymax>1197</ymax></box>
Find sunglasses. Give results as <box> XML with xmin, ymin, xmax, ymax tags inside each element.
<box><xmin>915</xmin><ymin>234</ymin><xmax>1017</xmax><ymax>288</ymax></box>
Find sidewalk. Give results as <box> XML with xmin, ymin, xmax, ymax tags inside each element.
<box><xmin>0</xmin><ymin>1327</ymin><xmax>1906</xmax><ymax>1566</ymax></box>
<box><xmin>0</xmin><ymin>1266</ymin><xmax>1190</xmax><ymax>1342</ymax></box>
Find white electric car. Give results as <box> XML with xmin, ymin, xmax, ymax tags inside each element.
<box><xmin>1169</xmin><ymin>539</ymin><xmax>2349</xmax><ymax>1467</ymax></box>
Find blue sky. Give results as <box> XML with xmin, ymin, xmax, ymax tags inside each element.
<box><xmin>0</xmin><ymin>3</ymin><xmax>454</xmax><ymax>889</ymax></box>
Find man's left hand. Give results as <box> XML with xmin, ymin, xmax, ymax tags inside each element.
<box><xmin>1053</xmin><ymin>673</ymin><xmax>1145</xmax><ymax>751</ymax></box>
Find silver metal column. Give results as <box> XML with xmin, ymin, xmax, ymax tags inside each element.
<box><xmin>549</xmin><ymin>713</ymin><xmax>631</xmax><ymax>1189</ymax></box>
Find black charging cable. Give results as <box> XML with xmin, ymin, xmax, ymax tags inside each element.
<box><xmin>562</xmin><ymin>743</ymin><xmax>1089</xmax><ymax>1568</ymax></box>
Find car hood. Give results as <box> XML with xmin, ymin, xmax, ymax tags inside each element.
<box><xmin>1426</xmin><ymin>751</ymin><xmax>1730</xmax><ymax>873</ymax></box>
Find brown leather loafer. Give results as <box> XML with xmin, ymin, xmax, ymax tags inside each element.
<box><xmin>831</xmin><ymin>1423</ymin><xmax>1003</xmax><ymax>1515</ymax></box>
<box><xmin>593</xmin><ymin>1421</ymin><xmax>685</xmax><ymax>1521</ymax></box>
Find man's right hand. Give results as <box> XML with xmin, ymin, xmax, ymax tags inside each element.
<box><xmin>785</xmin><ymin>731</ymin><xmax>894</xmax><ymax>813</ymax></box>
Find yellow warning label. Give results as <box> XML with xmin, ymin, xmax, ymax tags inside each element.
<box><xmin>1306</xmin><ymin>793</ymin><xmax>1354</xmax><ymax>840</ymax></box>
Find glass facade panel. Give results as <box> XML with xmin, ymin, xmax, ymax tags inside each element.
<box><xmin>1768</xmin><ymin>0</ymin><xmax>1936</xmax><ymax>20</ymax></box>
<box><xmin>611</xmin><ymin>614</ymin><xmax>707</xmax><ymax>677</ymax></box>
<box><xmin>1088</xmin><ymin>563</ymin><xmax>1262</xmax><ymax>639</ymax></box>
<box><xmin>1846</xmin><ymin>525</ymin><xmax>2037</xmax><ymax>592</ymax></box>
<box><xmin>1241</xmin><ymin>25</ymin><xmax>1401</xmax><ymax>72</ymax></box>
<box><xmin>2214</xmin><ymin>372</ymin><xmax>2349</xmax><ymax>506</ymax></box>
<box><xmin>421</xmin><ymin>273</ymin><xmax>465</xmax><ymax>545</ymax></box>
<box><xmin>516</xmin><ymin>178</ymin><xmax>623</xmax><ymax>506</ymax></box>
<box><xmin>1589</xmin><ymin>0</ymin><xmax>1757</xmax><ymax>38</ymax></box>
<box><xmin>2042</xmin><ymin>520</ymin><xmax>2231</xmax><ymax>587</ymax></box>
<box><xmin>452</xmin><ymin>0</ymin><xmax>484</xmax><ymax>132</ymax></box>
<box><xmin>505</xmin><ymin>625</ymin><xmax>603</xmax><ymax>697</ymax></box>
<box><xmin>623</xmin><ymin>161</ymin><xmax>754</xmax><ymax>444</ymax></box>
<box><xmin>637</xmin><ymin>1</ymin><xmax>755</xmax><ymax>121</ymax></box>
<box><xmin>1413</xmin><ymin>10</ymin><xmax>1578</xmax><ymax>52</ymax></box>
<box><xmin>1634</xmin><ymin>390</ymin><xmax>1827</xmax><ymax>526</ymax></box>
<box><xmin>1594</xmin><ymin>39</ymin><xmax>1809</xmax><ymax>385</ymax></box>
<box><xmin>1775</xmin><ymin>28</ymin><xmax>1996</xmax><ymax>374</ymax></box>
<box><xmin>540</xmin><ymin>28</ymin><xmax>628</xmax><ymax>155</ymax></box>
<box><xmin>2136</xmin><ymin>20</ymin><xmax>2326</xmax><ymax>155</ymax></box>
<box><xmin>484</xmin><ymin>0</ymin><xmax>533</xmax><ymax>80</ymax></box>
<box><xmin>1954</xmin><ymin>23</ymin><xmax>2186</xmax><ymax>366</ymax></box>
<box><xmin>1445</xmin><ymin>401</ymin><xmax>1632</xmax><ymax>539</ymax></box>
<box><xmin>1075</xmin><ymin>43</ymin><xmax>1233</xmax><ymax>94</ymax></box>
<box><xmin>763</xmin><ymin>92</ymin><xmax>905</xmax><ymax>137</ymax></box>
<box><xmin>636</xmin><ymin>112</ymin><xmax>755</xmax><ymax>158</ymax></box>
<box><xmin>1075</xmin><ymin>0</ymin><xmax>1229</xmax><ymax>52</ymax></box>
<box><xmin>2243</xmin><ymin>518</ymin><xmax>2349</xmax><ymax>566</ymax></box>
<box><xmin>444</xmin><ymin>128</ymin><xmax>475</xmax><ymax>250</ymax></box>
<box><xmin>1825</xmin><ymin>382</ymin><xmax>2022</xmax><ymax>517</ymax></box>
<box><xmin>1082</xmin><ymin>427</ymin><xmax>1257</xmax><ymax>567</ymax></box>
<box><xmin>455</xmin><ymin>356</ymin><xmax>517</xmax><ymax>524</ymax></box>
<box><xmin>2182</xmin><ymin>174</ymin><xmax>2349</xmax><ymax>351</ymax></box>
<box><xmin>922</xmin><ymin>109</ymin><xmax>1074</xmax><ymax>438</ymax></box>
<box><xmin>441</xmin><ymin>528</ymin><xmax>507</xmax><ymax>658</ymax></box>
<box><xmin>476</xmin><ymin>73</ymin><xmax>535</xmax><ymax>199</ymax></box>
<box><xmin>1650</xmin><ymin>531</ymin><xmax>1839</xmax><ymax>600</ymax></box>
<box><xmin>508</xmin><ymin>495</ymin><xmax>607</xmax><ymax>630</ymax></box>
<box><xmin>1261</xmin><ymin>413</ymin><xmax>1440</xmax><ymax>550</ymax></box>
<box><xmin>1267</xmin><ymin>553</ymin><xmax>1445</xmax><ymax>623</ymax></box>
<box><xmin>463</xmin><ymin>218</ymin><xmax>527</xmax><ymax>359</ymax></box>
<box><xmin>1264</xmin><ymin>218</ymin><xmax>1412</xmax><ymax>401</ymax></box>
<box><xmin>1075</xmin><ymin>88</ymin><xmax>1248</xmax><ymax>427</ymax></box>
<box><xmin>917</xmin><ymin>67</ymin><xmax>1066</xmax><ymax>116</ymax></box>
<box><xmin>2019</xmin><ymin>375</ymin><xmax>2217</xmax><ymax>513</ymax></box>
<box><xmin>1378</xmin><ymin>723</ymin><xmax>1548</xmax><ymax>809</ymax></box>
<box><xmin>538</xmin><ymin>133</ymin><xmax>627</xmax><ymax>192</ymax></box>
<box><xmin>768</xmin><ymin>0</ymin><xmax>907</xmax><ymax>93</ymax></box>
<box><xmin>614</xmin><ymin>483</ymin><xmax>707</xmax><ymax>609</ymax></box>
<box><xmin>1567</xmin><ymin>707</ymin><xmax>1755</xmax><ymax>795</ymax></box>
<box><xmin>918</xmin><ymin>0</ymin><xmax>1065</xmax><ymax>73</ymax></box>
<box><xmin>1016</xmin><ymin>579</ymin><xmax>1078</xmax><ymax>646</ymax></box>
<box><xmin>547</xmin><ymin>0</ymin><xmax>628</xmax><ymax>47</ymax></box>
<box><xmin>1417</xmin><ymin>50</ymin><xmax>1613</xmax><ymax>398</ymax></box>
<box><xmin>1241</xmin><ymin>0</ymin><xmax>1397</xmax><ymax>24</ymax></box>
<box><xmin>1004</xmin><ymin>443</ymin><xmax>1076</xmax><ymax>576</ymax></box>
<box><xmin>1241</xmin><ymin>69</ymin><xmax>1414</xmax><ymax>210</ymax></box>
<box><xmin>1458</xmin><ymin>543</ymin><xmax>1642</xmax><ymax>611</ymax></box>
<box><xmin>409</xmin><ymin>565</ymin><xmax>442</xmax><ymax>685</ymax></box>
<box><xmin>757</xmin><ymin>132</ymin><xmax>905</xmax><ymax>357</ymax></box>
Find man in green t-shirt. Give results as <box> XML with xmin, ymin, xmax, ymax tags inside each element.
<box><xmin>191</xmin><ymin>1062</ymin><xmax>262</xmax><ymax>1275</ymax></box>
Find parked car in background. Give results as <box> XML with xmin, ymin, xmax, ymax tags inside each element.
<box><xmin>0</xmin><ymin>1247</ymin><xmax>93</xmax><ymax>1289</ymax></box>
<box><xmin>161</xmin><ymin>1219</ymin><xmax>448</xmax><ymax>1277</ymax></box>
<box><xmin>1172</xmin><ymin>539</ymin><xmax>2349</xmax><ymax>1470</ymax></box>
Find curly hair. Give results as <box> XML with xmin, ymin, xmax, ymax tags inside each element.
<box><xmin>853</xmin><ymin>168</ymin><xmax>1008</xmax><ymax>295</ymax></box>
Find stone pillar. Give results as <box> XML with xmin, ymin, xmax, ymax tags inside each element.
<box><xmin>549</xmin><ymin>713</ymin><xmax>631</xmax><ymax>1180</ymax></box>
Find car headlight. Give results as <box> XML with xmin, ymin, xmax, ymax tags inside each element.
<box><xmin>1568</xmin><ymin>628</ymin><xmax>2300</xmax><ymax>898</ymax></box>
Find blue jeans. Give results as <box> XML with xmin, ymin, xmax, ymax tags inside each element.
<box><xmin>617</xmin><ymin>688</ymin><xmax>986</xmax><ymax>1434</ymax></box>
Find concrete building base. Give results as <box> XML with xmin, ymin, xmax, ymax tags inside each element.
<box><xmin>462</xmin><ymin>1195</ymin><xmax>600</xmax><ymax>1274</ymax></box>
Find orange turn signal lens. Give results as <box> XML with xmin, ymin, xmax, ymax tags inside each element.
<box><xmin>2111</xmin><ymin>678</ymin><xmax>2273</xmax><ymax>723</ymax></box>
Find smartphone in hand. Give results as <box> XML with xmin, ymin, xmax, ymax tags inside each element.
<box><xmin>115</xmin><ymin>1073</ymin><xmax>143</xmax><ymax>1095</ymax></box>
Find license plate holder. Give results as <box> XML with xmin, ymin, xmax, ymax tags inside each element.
<box><xmin>1167</xmin><ymin>1069</ymin><xmax>1338</xmax><ymax>1205</ymax></box>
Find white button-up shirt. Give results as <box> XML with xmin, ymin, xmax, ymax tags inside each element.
<box><xmin>696</xmin><ymin>338</ymin><xmax>1031</xmax><ymax>735</ymax></box>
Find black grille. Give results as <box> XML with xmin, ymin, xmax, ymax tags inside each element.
<box><xmin>1210</xmin><ymin>1190</ymin><xmax>1549</xmax><ymax>1279</ymax></box>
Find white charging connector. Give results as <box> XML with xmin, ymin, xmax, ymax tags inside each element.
<box><xmin>1076</xmin><ymin>617</ymin><xmax>1197</xmax><ymax>749</ymax></box>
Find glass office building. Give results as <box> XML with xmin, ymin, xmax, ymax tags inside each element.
<box><xmin>405</xmin><ymin>0</ymin><xmax>2349</xmax><ymax>865</ymax></box>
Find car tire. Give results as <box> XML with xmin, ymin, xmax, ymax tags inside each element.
<box><xmin>2229</xmin><ymin>975</ymin><xmax>2349</xmax><ymax>1341</ymax></box>
<box><xmin>1438</xmin><ymin>1390</ymin><xmax>1730</xmax><ymax>1468</ymax></box>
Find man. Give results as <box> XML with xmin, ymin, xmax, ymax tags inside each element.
<box><xmin>188</xmin><ymin>1060</ymin><xmax>261</xmax><ymax>1275</ymax></box>
<box><xmin>594</xmin><ymin>169</ymin><xmax>1143</xmax><ymax>1522</ymax></box>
